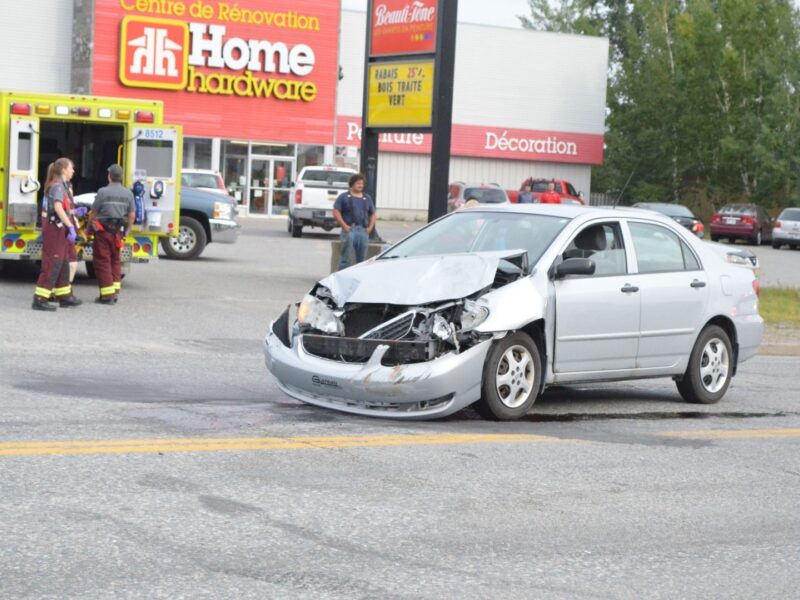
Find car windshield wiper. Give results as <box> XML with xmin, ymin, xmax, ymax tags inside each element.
<box><xmin>377</xmin><ymin>254</ymin><xmax>403</xmax><ymax>260</ymax></box>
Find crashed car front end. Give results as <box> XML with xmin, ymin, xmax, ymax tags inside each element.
<box><xmin>263</xmin><ymin>251</ymin><xmax>529</xmax><ymax>418</ymax></box>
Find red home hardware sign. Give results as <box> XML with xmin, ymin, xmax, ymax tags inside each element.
<box><xmin>370</xmin><ymin>0</ymin><xmax>438</xmax><ymax>56</ymax></box>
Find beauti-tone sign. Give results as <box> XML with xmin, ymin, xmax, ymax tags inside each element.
<box><xmin>366</xmin><ymin>60</ymin><xmax>434</xmax><ymax>127</ymax></box>
<box><xmin>92</xmin><ymin>0</ymin><xmax>339</xmax><ymax>143</ymax></box>
<box><xmin>339</xmin><ymin>116</ymin><xmax>605</xmax><ymax>165</ymax></box>
<box><xmin>370</xmin><ymin>0</ymin><xmax>438</xmax><ymax>56</ymax></box>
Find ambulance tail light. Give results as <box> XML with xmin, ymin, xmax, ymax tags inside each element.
<box><xmin>133</xmin><ymin>243</ymin><xmax>141</xmax><ymax>253</ymax></box>
<box><xmin>117</xmin><ymin>110</ymin><xmax>131</xmax><ymax>120</ymax></box>
<box><xmin>3</xmin><ymin>239</ymin><xmax>13</xmax><ymax>249</ymax></box>
<box><xmin>135</xmin><ymin>111</ymin><xmax>155</xmax><ymax>123</ymax></box>
<box><xmin>76</xmin><ymin>107</ymin><xmax>91</xmax><ymax>117</ymax></box>
<box><xmin>55</xmin><ymin>106</ymin><xmax>69</xmax><ymax>116</ymax></box>
<box><xmin>98</xmin><ymin>108</ymin><xmax>112</xmax><ymax>118</ymax></box>
<box><xmin>10</xmin><ymin>103</ymin><xmax>31</xmax><ymax>116</ymax></box>
<box><xmin>294</xmin><ymin>189</ymin><xmax>303</xmax><ymax>204</ymax></box>
<box><xmin>35</xmin><ymin>105</ymin><xmax>51</xmax><ymax>115</ymax></box>
<box><xmin>143</xmin><ymin>243</ymin><xmax>152</xmax><ymax>254</ymax></box>
<box><xmin>15</xmin><ymin>239</ymin><xmax>26</xmax><ymax>249</ymax></box>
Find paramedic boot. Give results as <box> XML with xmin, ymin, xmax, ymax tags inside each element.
<box><xmin>95</xmin><ymin>295</ymin><xmax>116</xmax><ymax>305</ymax></box>
<box><xmin>32</xmin><ymin>296</ymin><xmax>57</xmax><ymax>312</ymax></box>
<box><xmin>59</xmin><ymin>295</ymin><xmax>83</xmax><ymax>308</ymax></box>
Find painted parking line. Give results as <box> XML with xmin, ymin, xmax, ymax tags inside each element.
<box><xmin>0</xmin><ymin>433</ymin><xmax>568</xmax><ymax>457</ymax></box>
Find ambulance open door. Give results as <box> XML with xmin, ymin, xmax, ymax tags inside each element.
<box><xmin>129</xmin><ymin>125</ymin><xmax>182</xmax><ymax>236</ymax></box>
<box><xmin>7</xmin><ymin>117</ymin><xmax>40</xmax><ymax>228</ymax></box>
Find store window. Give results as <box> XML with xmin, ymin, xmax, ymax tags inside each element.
<box><xmin>220</xmin><ymin>140</ymin><xmax>249</xmax><ymax>204</ymax></box>
<box><xmin>182</xmin><ymin>137</ymin><xmax>212</xmax><ymax>170</ymax></box>
<box><xmin>251</xmin><ymin>142</ymin><xmax>294</xmax><ymax>156</ymax></box>
<box><xmin>297</xmin><ymin>144</ymin><xmax>324</xmax><ymax>171</ymax></box>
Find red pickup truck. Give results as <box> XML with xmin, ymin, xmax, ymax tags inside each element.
<box><xmin>507</xmin><ymin>178</ymin><xmax>584</xmax><ymax>204</ymax></box>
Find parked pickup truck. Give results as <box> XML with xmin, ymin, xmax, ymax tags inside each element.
<box><xmin>507</xmin><ymin>178</ymin><xmax>584</xmax><ymax>204</ymax></box>
<box><xmin>288</xmin><ymin>166</ymin><xmax>356</xmax><ymax>238</ymax></box>
<box><xmin>161</xmin><ymin>186</ymin><xmax>240</xmax><ymax>259</ymax></box>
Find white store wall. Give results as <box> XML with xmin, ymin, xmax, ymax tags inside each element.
<box><xmin>0</xmin><ymin>1</ymin><xmax>73</xmax><ymax>93</ymax></box>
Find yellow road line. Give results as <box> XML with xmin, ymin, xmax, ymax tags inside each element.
<box><xmin>658</xmin><ymin>428</ymin><xmax>800</xmax><ymax>440</ymax></box>
<box><xmin>0</xmin><ymin>433</ymin><xmax>566</xmax><ymax>457</ymax></box>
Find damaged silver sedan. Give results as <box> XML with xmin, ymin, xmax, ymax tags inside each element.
<box><xmin>264</xmin><ymin>205</ymin><xmax>763</xmax><ymax>420</ymax></box>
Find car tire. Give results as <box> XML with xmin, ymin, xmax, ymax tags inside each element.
<box><xmin>751</xmin><ymin>230</ymin><xmax>762</xmax><ymax>246</ymax></box>
<box><xmin>287</xmin><ymin>217</ymin><xmax>292</xmax><ymax>233</ymax></box>
<box><xmin>772</xmin><ymin>241</ymin><xmax>781</xmax><ymax>249</ymax></box>
<box><xmin>477</xmin><ymin>332</ymin><xmax>542</xmax><ymax>421</ymax></box>
<box><xmin>160</xmin><ymin>216</ymin><xmax>207</xmax><ymax>260</ymax></box>
<box><xmin>711</xmin><ymin>235</ymin><xmax>720</xmax><ymax>242</ymax></box>
<box><xmin>676</xmin><ymin>325</ymin><xmax>733</xmax><ymax>404</ymax></box>
<box><xmin>790</xmin><ymin>244</ymin><xmax>797</xmax><ymax>250</ymax></box>
<box><xmin>291</xmin><ymin>219</ymin><xmax>303</xmax><ymax>238</ymax></box>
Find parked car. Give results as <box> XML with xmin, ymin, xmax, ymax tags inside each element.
<box><xmin>710</xmin><ymin>204</ymin><xmax>773</xmax><ymax>245</ymax></box>
<box><xmin>289</xmin><ymin>166</ymin><xmax>355</xmax><ymax>237</ymax></box>
<box><xmin>447</xmin><ymin>182</ymin><xmax>509</xmax><ymax>212</ymax></box>
<box><xmin>772</xmin><ymin>207</ymin><xmax>800</xmax><ymax>249</ymax></box>
<box><xmin>633</xmin><ymin>202</ymin><xmax>705</xmax><ymax>238</ymax></box>
<box><xmin>180</xmin><ymin>169</ymin><xmax>228</xmax><ymax>195</ymax></box>
<box><xmin>507</xmin><ymin>178</ymin><xmax>584</xmax><ymax>204</ymax></box>
<box><xmin>264</xmin><ymin>205</ymin><xmax>762</xmax><ymax>421</ymax></box>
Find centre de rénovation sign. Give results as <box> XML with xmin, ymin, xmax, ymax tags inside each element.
<box><xmin>365</xmin><ymin>0</ymin><xmax>438</xmax><ymax>128</ymax></box>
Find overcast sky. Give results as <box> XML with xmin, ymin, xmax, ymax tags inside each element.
<box><xmin>341</xmin><ymin>0</ymin><xmax>531</xmax><ymax>29</ymax></box>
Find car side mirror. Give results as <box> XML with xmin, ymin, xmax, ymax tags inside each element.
<box><xmin>555</xmin><ymin>258</ymin><xmax>595</xmax><ymax>278</ymax></box>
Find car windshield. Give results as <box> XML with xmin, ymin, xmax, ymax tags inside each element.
<box><xmin>381</xmin><ymin>211</ymin><xmax>571</xmax><ymax>263</ymax></box>
<box><xmin>301</xmin><ymin>170</ymin><xmax>352</xmax><ymax>186</ymax></box>
<box><xmin>642</xmin><ymin>203</ymin><xmax>693</xmax><ymax>218</ymax></box>
<box><xmin>183</xmin><ymin>173</ymin><xmax>221</xmax><ymax>190</ymax></box>
<box><xmin>531</xmin><ymin>181</ymin><xmax>563</xmax><ymax>193</ymax></box>
<box><xmin>463</xmin><ymin>188</ymin><xmax>507</xmax><ymax>204</ymax></box>
<box><xmin>779</xmin><ymin>208</ymin><xmax>800</xmax><ymax>221</ymax></box>
<box><xmin>720</xmin><ymin>205</ymin><xmax>756</xmax><ymax>216</ymax></box>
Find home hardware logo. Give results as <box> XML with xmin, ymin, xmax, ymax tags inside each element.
<box><xmin>120</xmin><ymin>16</ymin><xmax>189</xmax><ymax>90</ymax></box>
<box><xmin>119</xmin><ymin>16</ymin><xmax>318</xmax><ymax>102</ymax></box>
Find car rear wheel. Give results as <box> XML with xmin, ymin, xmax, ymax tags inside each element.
<box><xmin>676</xmin><ymin>325</ymin><xmax>732</xmax><ymax>404</ymax></box>
<box><xmin>160</xmin><ymin>216</ymin><xmax>207</xmax><ymax>260</ymax></box>
<box><xmin>477</xmin><ymin>332</ymin><xmax>542</xmax><ymax>421</ymax></box>
<box><xmin>290</xmin><ymin>219</ymin><xmax>303</xmax><ymax>238</ymax></box>
<box><xmin>711</xmin><ymin>235</ymin><xmax>720</xmax><ymax>242</ymax></box>
<box><xmin>772</xmin><ymin>241</ymin><xmax>781</xmax><ymax>249</ymax></box>
<box><xmin>751</xmin><ymin>230</ymin><xmax>762</xmax><ymax>246</ymax></box>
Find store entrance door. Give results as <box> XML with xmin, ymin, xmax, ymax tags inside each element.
<box><xmin>248</xmin><ymin>156</ymin><xmax>295</xmax><ymax>216</ymax></box>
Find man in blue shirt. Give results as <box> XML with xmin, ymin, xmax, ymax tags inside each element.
<box><xmin>333</xmin><ymin>173</ymin><xmax>377</xmax><ymax>270</ymax></box>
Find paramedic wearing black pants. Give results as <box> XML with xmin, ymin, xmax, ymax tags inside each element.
<box><xmin>333</xmin><ymin>173</ymin><xmax>376</xmax><ymax>270</ymax></box>
<box><xmin>90</xmin><ymin>164</ymin><xmax>135</xmax><ymax>304</ymax></box>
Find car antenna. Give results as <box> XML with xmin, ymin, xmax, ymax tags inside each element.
<box><xmin>613</xmin><ymin>163</ymin><xmax>638</xmax><ymax>208</ymax></box>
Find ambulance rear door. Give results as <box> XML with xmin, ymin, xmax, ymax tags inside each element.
<box><xmin>7</xmin><ymin>117</ymin><xmax>40</xmax><ymax>229</ymax></box>
<box><xmin>129</xmin><ymin>125</ymin><xmax>182</xmax><ymax>237</ymax></box>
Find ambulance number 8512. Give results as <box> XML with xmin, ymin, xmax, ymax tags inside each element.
<box><xmin>140</xmin><ymin>129</ymin><xmax>166</xmax><ymax>140</ymax></box>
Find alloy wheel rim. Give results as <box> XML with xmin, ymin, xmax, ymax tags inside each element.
<box><xmin>170</xmin><ymin>225</ymin><xmax>196</xmax><ymax>253</ymax></box>
<box><xmin>699</xmin><ymin>337</ymin><xmax>729</xmax><ymax>393</ymax></box>
<box><xmin>495</xmin><ymin>345</ymin><xmax>535</xmax><ymax>408</ymax></box>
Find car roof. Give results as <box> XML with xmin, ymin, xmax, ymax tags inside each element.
<box><xmin>465</xmin><ymin>203</ymin><xmax>660</xmax><ymax>219</ymax></box>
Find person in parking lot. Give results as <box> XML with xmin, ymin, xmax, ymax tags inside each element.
<box><xmin>333</xmin><ymin>173</ymin><xmax>376</xmax><ymax>270</ymax></box>
<box><xmin>540</xmin><ymin>181</ymin><xmax>562</xmax><ymax>204</ymax></box>
<box><xmin>518</xmin><ymin>183</ymin><xmax>535</xmax><ymax>204</ymax></box>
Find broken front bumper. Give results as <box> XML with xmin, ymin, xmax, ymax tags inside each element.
<box><xmin>263</xmin><ymin>326</ymin><xmax>491</xmax><ymax>419</ymax></box>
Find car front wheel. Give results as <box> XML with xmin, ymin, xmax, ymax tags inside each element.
<box><xmin>477</xmin><ymin>332</ymin><xmax>542</xmax><ymax>420</ymax></box>
<box><xmin>160</xmin><ymin>216</ymin><xmax>207</xmax><ymax>260</ymax></box>
<box><xmin>676</xmin><ymin>325</ymin><xmax>733</xmax><ymax>404</ymax></box>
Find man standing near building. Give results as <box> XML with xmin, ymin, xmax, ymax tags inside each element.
<box><xmin>91</xmin><ymin>164</ymin><xmax>134</xmax><ymax>304</ymax></box>
<box><xmin>540</xmin><ymin>181</ymin><xmax>562</xmax><ymax>204</ymax></box>
<box><xmin>333</xmin><ymin>173</ymin><xmax>376</xmax><ymax>270</ymax></box>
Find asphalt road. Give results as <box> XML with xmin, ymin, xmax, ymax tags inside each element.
<box><xmin>1</xmin><ymin>218</ymin><xmax>799</xmax><ymax>599</ymax></box>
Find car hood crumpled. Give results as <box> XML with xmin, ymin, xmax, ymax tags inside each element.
<box><xmin>318</xmin><ymin>250</ymin><xmax>525</xmax><ymax>306</ymax></box>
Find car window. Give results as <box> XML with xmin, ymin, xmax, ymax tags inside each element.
<box><xmin>720</xmin><ymin>205</ymin><xmax>755</xmax><ymax>216</ymax></box>
<box><xmin>779</xmin><ymin>208</ymin><xmax>800</xmax><ymax>221</ymax></box>
<box><xmin>629</xmin><ymin>222</ymin><xmax>699</xmax><ymax>273</ymax></box>
<box><xmin>182</xmin><ymin>173</ymin><xmax>221</xmax><ymax>189</ymax></box>
<box><xmin>463</xmin><ymin>187</ymin><xmax>507</xmax><ymax>203</ymax></box>
<box><xmin>567</xmin><ymin>183</ymin><xmax>578</xmax><ymax>197</ymax></box>
<box><xmin>301</xmin><ymin>170</ymin><xmax>351</xmax><ymax>186</ymax></box>
<box><xmin>562</xmin><ymin>222</ymin><xmax>627</xmax><ymax>276</ymax></box>
<box><xmin>530</xmin><ymin>181</ymin><xmax>563</xmax><ymax>194</ymax></box>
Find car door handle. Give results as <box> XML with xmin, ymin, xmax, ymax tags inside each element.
<box><xmin>620</xmin><ymin>284</ymin><xmax>639</xmax><ymax>293</ymax></box>
<box><xmin>690</xmin><ymin>280</ymin><xmax>707</xmax><ymax>288</ymax></box>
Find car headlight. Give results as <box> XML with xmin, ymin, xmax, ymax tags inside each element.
<box><xmin>460</xmin><ymin>300</ymin><xmax>490</xmax><ymax>332</ymax></box>
<box><xmin>726</xmin><ymin>253</ymin><xmax>750</xmax><ymax>266</ymax></box>
<box><xmin>297</xmin><ymin>294</ymin><xmax>344</xmax><ymax>335</ymax></box>
<box><xmin>214</xmin><ymin>201</ymin><xmax>233</xmax><ymax>220</ymax></box>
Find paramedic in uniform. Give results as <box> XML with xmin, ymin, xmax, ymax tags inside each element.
<box><xmin>32</xmin><ymin>158</ymin><xmax>83</xmax><ymax>311</ymax></box>
<box><xmin>91</xmin><ymin>164</ymin><xmax>134</xmax><ymax>304</ymax></box>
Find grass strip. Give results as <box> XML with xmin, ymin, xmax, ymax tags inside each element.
<box><xmin>760</xmin><ymin>287</ymin><xmax>800</xmax><ymax>325</ymax></box>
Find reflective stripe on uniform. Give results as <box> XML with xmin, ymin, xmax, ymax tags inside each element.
<box><xmin>99</xmin><ymin>285</ymin><xmax>116</xmax><ymax>297</ymax></box>
<box><xmin>54</xmin><ymin>285</ymin><xmax>72</xmax><ymax>297</ymax></box>
<box><xmin>34</xmin><ymin>286</ymin><xmax>52</xmax><ymax>298</ymax></box>
<box><xmin>113</xmin><ymin>281</ymin><xmax>122</xmax><ymax>292</ymax></box>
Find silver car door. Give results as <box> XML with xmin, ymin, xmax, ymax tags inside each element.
<box><xmin>553</xmin><ymin>221</ymin><xmax>640</xmax><ymax>374</ymax></box>
<box><xmin>627</xmin><ymin>220</ymin><xmax>710</xmax><ymax>369</ymax></box>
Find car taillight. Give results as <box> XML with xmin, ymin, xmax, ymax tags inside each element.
<box><xmin>742</xmin><ymin>216</ymin><xmax>754</xmax><ymax>224</ymax></box>
<box><xmin>10</xmin><ymin>103</ymin><xmax>31</xmax><ymax>115</ymax></box>
<box><xmin>711</xmin><ymin>214</ymin><xmax>721</xmax><ymax>224</ymax></box>
<box><xmin>294</xmin><ymin>189</ymin><xmax>303</xmax><ymax>204</ymax></box>
<box><xmin>774</xmin><ymin>220</ymin><xmax>781</xmax><ymax>229</ymax></box>
<box><xmin>693</xmin><ymin>222</ymin><xmax>705</xmax><ymax>234</ymax></box>
<box><xmin>752</xmin><ymin>279</ymin><xmax>760</xmax><ymax>297</ymax></box>
<box><xmin>135</xmin><ymin>111</ymin><xmax>155</xmax><ymax>123</ymax></box>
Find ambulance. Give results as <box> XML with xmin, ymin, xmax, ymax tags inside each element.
<box><xmin>0</xmin><ymin>90</ymin><xmax>182</xmax><ymax>273</ymax></box>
